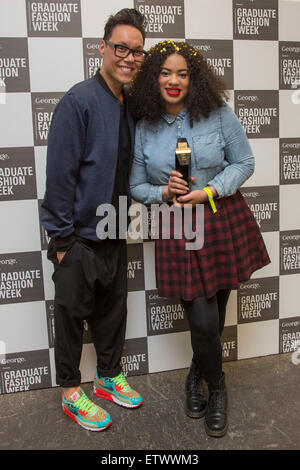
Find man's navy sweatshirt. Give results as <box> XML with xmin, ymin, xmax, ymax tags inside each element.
<box><xmin>40</xmin><ymin>74</ymin><xmax>135</xmax><ymax>248</ymax></box>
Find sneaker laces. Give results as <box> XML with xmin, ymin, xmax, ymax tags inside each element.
<box><xmin>73</xmin><ymin>391</ymin><xmax>99</xmax><ymax>416</ymax></box>
<box><xmin>110</xmin><ymin>373</ymin><xmax>131</xmax><ymax>392</ymax></box>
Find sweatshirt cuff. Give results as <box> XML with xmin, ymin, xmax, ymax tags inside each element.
<box><xmin>53</xmin><ymin>233</ymin><xmax>76</xmax><ymax>251</ymax></box>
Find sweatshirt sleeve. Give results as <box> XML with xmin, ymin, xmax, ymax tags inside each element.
<box><xmin>207</xmin><ymin>104</ymin><xmax>254</xmax><ymax>198</ymax></box>
<box><xmin>129</xmin><ymin>123</ymin><xmax>165</xmax><ymax>205</ymax></box>
<box><xmin>40</xmin><ymin>92</ymin><xmax>86</xmax><ymax>245</ymax></box>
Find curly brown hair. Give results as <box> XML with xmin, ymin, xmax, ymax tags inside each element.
<box><xmin>128</xmin><ymin>40</ymin><xmax>228</xmax><ymax>124</ymax></box>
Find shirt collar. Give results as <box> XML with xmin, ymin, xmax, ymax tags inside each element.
<box><xmin>94</xmin><ymin>68</ymin><xmax>126</xmax><ymax>106</ymax></box>
<box><xmin>162</xmin><ymin>107</ymin><xmax>187</xmax><ymax>124</ymax></box>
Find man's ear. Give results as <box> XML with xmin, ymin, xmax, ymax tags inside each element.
<box><xmin>99</xmin><ymin>39</ymin><xmax>105</xmax><ymax>58</ymax></box>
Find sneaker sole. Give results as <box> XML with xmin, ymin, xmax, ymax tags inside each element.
<box><xmin>62</xmin><ymin>405</ymin><xmax>112</xmax><ymax>432</ymax></box>
<box><xmin>94</xmin><ymin>386</ymin><xmax>143</xmax><ymax>409</ymax></box>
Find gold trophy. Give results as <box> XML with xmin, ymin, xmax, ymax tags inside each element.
<box><xmin>175</xmin><ymin>138</ymin><xmax>191</xmax><ymax>194</ymax></box>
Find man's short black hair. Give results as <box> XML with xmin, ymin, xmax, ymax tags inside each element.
<box><xmin>103</xmin><ymin>8</ymin><xmax>146</xmax><ymax>44</ymax></box>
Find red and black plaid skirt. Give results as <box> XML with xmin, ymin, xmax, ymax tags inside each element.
<box><xmin>155</xmin><ymin>190</ymin><xmax>270</xmax><ymax>300</ymax></box>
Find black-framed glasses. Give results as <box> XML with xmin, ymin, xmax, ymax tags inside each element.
<box><xmin>105</xmin><ymin>40</ymin><xmax>147</xmax><ymax>62</ymax></box>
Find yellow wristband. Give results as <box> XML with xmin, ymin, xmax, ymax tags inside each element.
<box><xmin>202</xmin><ymin>187</ymin><xmax>217</xmax><ymax>213</ymax></box>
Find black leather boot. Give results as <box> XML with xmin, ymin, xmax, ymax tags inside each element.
<box><xmin>185</xmin><ymin>361</ymin><xmax>207</xmax><ymax>418</ymax></box>
<box><xmin>205</xmin><ymin>372</ymin><xmax>228</xmax><ymax>437</ymax></box>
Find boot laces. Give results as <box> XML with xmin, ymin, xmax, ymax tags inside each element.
<box><xmin>209</xmin><ymin>390</ymin><xmax>226</xmax><ymax>409</ymax></box>
<box><xmin>189</xmin><ymin>373</ymin><xmax>203</xmax><ymax>393</ymax></box>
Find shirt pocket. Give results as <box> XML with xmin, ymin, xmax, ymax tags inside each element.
<box><xmin>192</xmin><ymin>132</ymin><xmax>225</xmax><ymax>169</ymax></box>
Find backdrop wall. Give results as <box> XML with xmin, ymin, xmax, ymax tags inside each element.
<box><xmin>0</xmin><ymin>0</ymin><xmax>300</xmax><ymax>394</ymax></box>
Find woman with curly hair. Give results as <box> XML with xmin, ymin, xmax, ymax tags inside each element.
<box><xmin>129</xmin><ymin>40</ymin><xmax>270</xmax><ymax>438</ymax></box>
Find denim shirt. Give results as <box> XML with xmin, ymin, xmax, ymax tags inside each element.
<box><xmin>129</xmin><ymin>103</ymin><xmax>254</xmax><ymax>204</ymax></box>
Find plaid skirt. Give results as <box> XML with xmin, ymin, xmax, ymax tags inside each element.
<box><xmin>155</xmin><ymin>190</ymin><xmax>271</xmax><ymax>300</ymax></box>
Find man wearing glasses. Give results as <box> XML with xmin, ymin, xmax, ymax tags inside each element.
<box><xmin>41</xmin><ymin>9</ymin><xmax>147</xmax><ymax>432</ymax></box>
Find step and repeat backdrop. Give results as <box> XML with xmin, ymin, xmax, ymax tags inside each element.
<box><xmin>0</xmin><ymin>0</ymin><xmax>300</xmax><ymax>394</ymax></box>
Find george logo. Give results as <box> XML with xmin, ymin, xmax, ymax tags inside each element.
<box><xmin>0</xmin><ymin>259</ymin><xmax>17</xmax><ymax>266</ymax></box>
<box><xmin>237</xmin><ymin>95</ymin><xmax>259</xmax><ymax>101</ymax></box>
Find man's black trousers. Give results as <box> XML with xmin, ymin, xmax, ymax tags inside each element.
<box><xmin>48</xmin><ymin>238</ymin><xmax>127</xmax><ymax>388</ymax></box>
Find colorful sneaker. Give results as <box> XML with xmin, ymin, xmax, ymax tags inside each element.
<box><xmin>62</xmin><ymin>387</ymin><xmax>112</xmax><ymax>432</ymax></box>
<box><xmin>94</xmin><ymin>372</ymin><xmax>143</xmax><ymax>409</ymax></box>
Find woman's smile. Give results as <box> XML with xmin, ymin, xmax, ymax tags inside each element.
<box><xmin>165</xmin><ymin>87</ymin><xmax>181</xmax><ymax>97</ymax></box>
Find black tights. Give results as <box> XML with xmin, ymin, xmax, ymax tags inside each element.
<box><xmin>181</xmin><ymin>290</ymin><xmax>231</xmax><ymax>387</ymax></box>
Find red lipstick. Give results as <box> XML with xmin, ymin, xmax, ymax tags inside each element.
<box><xmin>166</xmin><ymin>88</ymin><xmax>180</xmax><ymax>97</ymax></box>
